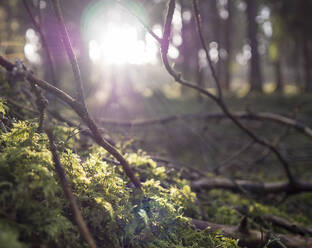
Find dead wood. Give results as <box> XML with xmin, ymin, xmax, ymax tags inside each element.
<box><xmin>191</xmin><ymin>218</ymin><xmax>312</xmax><ymax>248</ymax></box>
<box><xmin>191</xmin><ymin>178</ymin><xmax>312</xmax><ymax>194</ymax></box>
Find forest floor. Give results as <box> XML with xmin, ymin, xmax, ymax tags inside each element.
<box><xmin>2</xmin><ymin>85</ymin><xmax>312</xmax><ymax>246</ymax></box>
<box><xmin>78</xmin><ymin>91</ymin><xmax>312</xmax><ymax>233</ymax></box>
<box><xmin>93</xmin><ymin>91</ymin><xmax>312</xmax><ymax>176</ymax></box>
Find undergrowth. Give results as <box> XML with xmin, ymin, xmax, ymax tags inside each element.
<box><xmin>0</xmin><ymin>101</ymin><xmax>238</xmax><ymax>248</ymax></box>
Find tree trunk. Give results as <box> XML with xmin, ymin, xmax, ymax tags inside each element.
<box><xmin>210</xmin><ymin>0</ymin><xmax>222</xmax><ymax>82</ymax></box>
<box><xmin>180</xmin><ymin>1</ymin><xmax>198</xmax><ymax>94</ymax></box>
<box><xmin>274</xmin><ymin>59</ymin><xmax>283</xmax><ymax>92</ymax></box>
<box><xmin>224</xmin><ymin>0</ymin><xmax>233</xmax><ymax>91</ymax></box>
<box><xmin>303</xmin><ymin>37</ymin><xmax>312</xmax><ymax>93</ymax></box>
<box><xmin>246</xmin><ymin>0</ymin><xmax>263</xmax><ymax>92</ymax></box>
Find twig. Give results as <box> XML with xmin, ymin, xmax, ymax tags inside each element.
<box><xmin>215</xmin><ymin>140</ymin><xmax>255</xmax><ymax>175</ymax></box>
<box><xmin>6</xmin><ymin>98</ymin><xmax>38</xmax><ymax>115</ymax></box>
<box><xmin>159</xmin><ymin>1</ymin><xmax>219</xmax><ymax>104</ymax></box>
<box><xmin>30</xmin><ymin>83</ymin><xmax>48</xmax><ymax>133</ymax></box>
<box><xmin>51</xmin><ymin>0</ymin><xmax>85</xmax><ymax>103</ymax></box>
<box><xmin>46</xmin><ymin>129</ymin><xmax>97</xmax><ymax>248</ymax></box>
<box><xmin>192</xmin><ymin>0</ymin><xmax>222</xmax><ymax>99</ymax></box>
<box><xmin>150</xmin><ymin>156</ymin><xmax>207</xmax><ymax>178</ymax></box>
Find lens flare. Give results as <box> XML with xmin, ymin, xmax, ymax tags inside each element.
<box><xmin>82</xmin><ymin>2</ymin><xmax>158</xmax><ymax>66</ymax></box>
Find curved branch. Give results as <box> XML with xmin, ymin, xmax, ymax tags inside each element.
<box><xmin>192</xmin><ymin>0</ymin><xmax>222</xmax><ymax>99</ymax></box>
<box><xmin>156</xmin><ymin>0</ymin><xmax>296</xmax><ymax>184</ymax></box>
<box><xmin>51</xmin><ymin>0</ymin><xmax>85</xmax><ymax>103</ymax></box>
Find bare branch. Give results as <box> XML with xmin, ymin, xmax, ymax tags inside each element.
<box><xmin>192</xmin><ymin>0</ymin><xmax>222</xmax><ymax>99</ymax></box>
<box><xmin>150</xmin><ymin>0</ymin><xmax>296</xmax><ymax>184</ymax></box>
<box><xmin>46</xmin><ymin>129</ymin><xmax>97</xmax><ymax>248</ymax></box>
<box><xmin>30</xmin><ymin>83</ymin><xmax>48</xmax><ymax>133</ymax></box>
<box><xmin>216</xmin><ymin>140</ymin><xmax>255</xmax><ymax>175</ymax></box>
<box><xmin>162</xmin><ymin>0</ymin><xmax>175</xmax><ymax>54</ymax></box>
<box><xmin>51</xmin><ymin>0</ymin><xmax>85</xmax><ymax>103</ymax></box>
<box><xmin>160</xmin><ymin>0</ymin><xmax>219</xmax><ymax>103</ymax></box>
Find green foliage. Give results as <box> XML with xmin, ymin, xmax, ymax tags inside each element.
<box><xmin>0</xmin><ymin>121</ymin><xmax>238</xmax><ymax>248</ymax></box>
<box><xmin>0</xmin><ymin>98</ymin><xmax>7</xmax><ymax>116</ymax></box>
<box><xmin>202</xmin><ymin>189</ymin><xmax>311</xmax><ymax>232</ymax></box>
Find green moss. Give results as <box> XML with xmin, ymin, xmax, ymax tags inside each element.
<box><xmin>0</xmin><ymin>121</ymin><xmax>238</xmax><ymax>248</ymax></box>
<box><xmin>0</xmin><ymin>98</ymin><xmax>7</xmax><ymax>116</ymax></box>
<box><xmin>201</xmin><ymin>189</ymin><xmax>311</xmax><ymax>232</ymax></box>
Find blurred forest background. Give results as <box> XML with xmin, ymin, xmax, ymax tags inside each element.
<box><xmin>1</xmin><ymin>0</ymin><xmax>312</xmax><ymax>247</ymax></box>
<box><xmin>1</xmin><ymin>0</ymin><xmax>312</xmax><ymax>177</ymax></box>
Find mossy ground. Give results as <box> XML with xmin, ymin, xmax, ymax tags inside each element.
<box><xmin>1</xmin><ymin>91</ymin><xmax>312</xmax><ymax>247</ymax></box>
<box><xmin>0</xmin><ymin>113</ymin><xmax>238</xmax><ymax>248</ymax></box>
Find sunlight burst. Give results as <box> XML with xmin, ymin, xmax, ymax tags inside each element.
<box><xmin>83</xmin><ymin>3</ymin><xmax>160</xmax><ymax>66</ymax></box>
<box><xmin>89</xmin><ymin>23</ymin><xmax>158</xmax><ymax>65</ymax></box>
<box><xmin>83</xmin><ymin>2</ymin><xmax>182</xmax><ymax>66</ymax></box>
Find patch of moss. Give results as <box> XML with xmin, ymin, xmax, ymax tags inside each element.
<box><xmin>0</xmin><ymin>121</ymin><xmax>238</xmax><ymax>248</ymax></box>
<box><xmin>201</xmin><ymin>189</ymin><xmax>311</xmax><ymax>232</ymax></box>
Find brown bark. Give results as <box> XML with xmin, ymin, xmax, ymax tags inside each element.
<box><xmin>274</xmin><ymin>59</ymin><xmax>283</xmax><ymax>92</ymax></box>
<box><xmin>245</xmin><ymin>0</ymin><xmax>263</xmax><ymax>92</ymax></box>
<box><xmin>303</xmin><ymin>37</ymin><xmax>312</xmax><ymax>93</ymax></box>
<box><xmin>263</xmin><ymin>214</ymin><xmax>312</xmax><ymax>236</ymax></box>
<box><xmin>191</xmin><ymin>218</ymin><xmax>312</xmax><ymax>248</ymax></box>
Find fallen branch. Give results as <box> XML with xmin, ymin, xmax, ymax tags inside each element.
<box><xmin>234</xmin><ymin>206</ymin><xmax>312</xmax><ymax>237</ymax></box>
<box><xmin>191</xmin><ymin>217</ymin><xmax>312</xmax><ymax>248</ymax></box>
<box><xmin>191</xmin><ymin>178</ymin><xmax>312</xmax><ymax>194</ymax></box>
<box><xmin>98</xmin><ymin>111</ymin><xmax>312</xmax><ymax>140</ymax></box>
<box><xmin>263</xmin><ymin>214</ymin><xmax>312</xmax><ymax>236</ymax></box>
